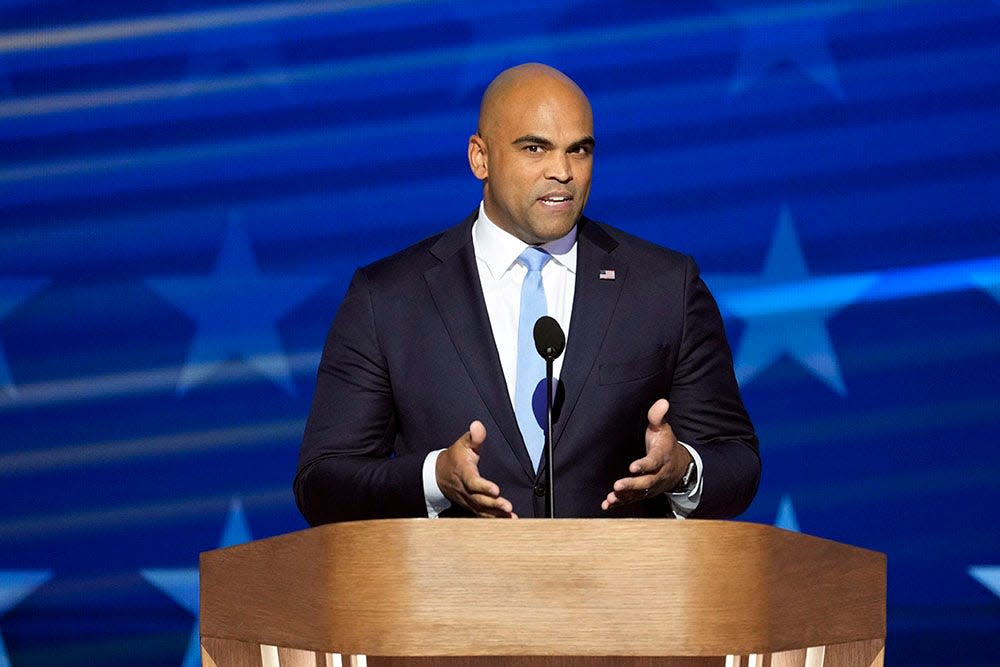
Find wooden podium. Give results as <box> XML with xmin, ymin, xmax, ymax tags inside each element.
<box><xmin>199</xmin><ymin>519</ymin><xmax>885</xmax><ymax>667</ymax></box>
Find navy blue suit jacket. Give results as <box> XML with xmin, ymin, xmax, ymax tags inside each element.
<box><xmin>295</xmin><ymin>212</ymin><xmax>759</xmax><ymax>523</ymax></box>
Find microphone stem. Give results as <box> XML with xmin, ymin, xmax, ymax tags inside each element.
<box><xmin>545</xmin><ymin>357</ymin><xmax>555</xmax><ymax>519</ymax></box>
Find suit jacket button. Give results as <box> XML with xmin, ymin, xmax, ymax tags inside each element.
<box><xmin>533</xmin><ymin>483</ymin><xmax>546</xmax><ymax>497</ymax></box>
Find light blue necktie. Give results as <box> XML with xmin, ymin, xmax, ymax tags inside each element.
<box><xmin>515</xmin><ymin>247</ymin><xmax>551</xmax><ymax>471</ymax></box>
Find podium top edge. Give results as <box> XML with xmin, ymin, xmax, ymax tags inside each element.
<box><xmin>200</xmin><ymin>518</ymin><xmax>886</xmax><ymax>562</ymax></box>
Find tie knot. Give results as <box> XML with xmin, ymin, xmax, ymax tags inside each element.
<box><xmin>519</xmin><ymin>246</ymin><xmax>551</xmax><ymax>273</ymax></box>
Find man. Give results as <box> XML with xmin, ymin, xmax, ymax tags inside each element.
<box><xmin>295</xmin><ymin>63</ymin><xmax>759</xmax><ymax>523</ymax></box>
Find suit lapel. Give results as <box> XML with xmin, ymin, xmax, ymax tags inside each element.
<box><xmin>552</xmin><ymin>219</ymin><xmax>626</xmax><ymax>449</ymax></box>
<box><xmin>424</xmin><ymin>215</ymin><xmax>536</xmax><ymax>476</ymax></box>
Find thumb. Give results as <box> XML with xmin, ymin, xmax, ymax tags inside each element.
<box><xmin>467</xmin><ymin>420</ymin><xmax>487</xmax><ymax>452</ymax></box>
<box><xmin>646</xmin><ymin>399</ymin><xmax>670</xmax><ymax>432</ymax></box>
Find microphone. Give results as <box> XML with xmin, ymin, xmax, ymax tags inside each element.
<box><xmin>533</xmin><ymin>315</ymin><xmax>566</xmax><ymax>361</ymax></box>
<box><xmin>533</xmin><ymin>316</ymin><xmax>565</xmax><ymax>518</ymax></box>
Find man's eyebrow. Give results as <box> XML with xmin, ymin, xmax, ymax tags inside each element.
<box><xmin>512</xmin><ymin>134</ymin><xmax>554</xmax><ymax>147</ymax></box>
<box><xmin>512</xmin><ymin>135</ymin><xmax>596</xmax><ymax>150</ymax></box>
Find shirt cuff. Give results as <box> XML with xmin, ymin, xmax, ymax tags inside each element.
<box><xmin>422</xmin><ymin>449</ymin><xmax>452</xmax><ymax>518</ymax></box>
<box><xmin>668</xmin><ymin>442</ymin><xmax>704</xmax><ymax>519</ymax></box>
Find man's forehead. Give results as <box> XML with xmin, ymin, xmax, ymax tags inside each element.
<box><xmin>485</xmin><ymin>94</ymin><xmax>592</xmax><ymax>135</ymax></box>
<box><xmin>479</xmin><ymin>67</ymin><xmax>592</xmax><ymax>134</ymax></box>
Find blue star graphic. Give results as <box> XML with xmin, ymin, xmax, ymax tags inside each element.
<box><xmin>968</xmin><ymin>566</ymin><xmax>1000</xmax><ymax>600</ymax></box>
<box><xmin>723</xmin><ymin>1</ymin><xmax>851</xmax><ymax>100</ymax></box>
<box><xmin>146</xmin><ymin>213</ymin><xmax>326</xmax><ymax>395</ymax></box>
<box><xmin>773</xmin><ymin>494</ymin><xmax>800</xmax><ymax>532</ymax></box>
<box><xmin>0</xmin><ymin>570</ymin><xmax>52</xmax><ymax>667</ymax></box>
<box><xmin>0</xmin><ymin>278</ymin><xmax>47</xmax><ymax>397</ymax></box>
<box><xmin>706</xmin><ymin>205</ymin><xmax>877</xmax><ymax>395</ymax></box>
<box><xmin>141</xmin><ymin>499</ymin><xmax>251</xmax><ymax>667</ymax></box>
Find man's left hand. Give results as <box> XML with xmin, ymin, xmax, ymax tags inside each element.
<box><xmin>601</xmin><ymin>398</ymin><xmax>693</xmax><ymax>511</ymax></box>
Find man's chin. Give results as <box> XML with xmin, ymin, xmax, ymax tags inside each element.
<box><xmin>528</xmin><ymin>212</ymin><xmax>580</xmax><ymax>242</ymax></box>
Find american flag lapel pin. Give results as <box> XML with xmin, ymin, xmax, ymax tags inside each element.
<box><xmin>599</xmin><ymin>269</ymin><xmax>616</xmax><ymax>280</ymax></box>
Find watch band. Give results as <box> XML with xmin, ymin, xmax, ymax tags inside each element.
<box><xmin>671</xmin><ymin>460</ymin><xmax>697</xmax><ymax>494</ymax></box>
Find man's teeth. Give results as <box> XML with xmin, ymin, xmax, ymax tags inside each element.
<box><xmin>542</xmin><ymin>197</ymin><xmax>570</xmax><ymax>202</ymax></box>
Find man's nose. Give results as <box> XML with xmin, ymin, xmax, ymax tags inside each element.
<box><xmin>545</xmin><ymin>153</ymin><xmax>573</xmax><ymax>183</ymax></box>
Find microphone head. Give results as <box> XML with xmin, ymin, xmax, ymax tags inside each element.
<box><xmin>533</xmin><ymin>316</ymin><xmax>566</xmax><ymax>361</ymax></box>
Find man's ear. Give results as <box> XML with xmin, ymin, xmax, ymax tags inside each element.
<box><xmin>468</xmin><ymin>134</ymin><xmax>488</xmax><ymax>180</ymax></box>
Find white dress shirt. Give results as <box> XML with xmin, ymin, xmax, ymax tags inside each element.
<box><xmin>472</xmin><ymin>204</ymin><xmax>578</xmax><ymax>401</ymax></box>
<box><xmin>421</xmin><ymin>203</ymin><xmax>703</xmax><ymax>517</ymax></box>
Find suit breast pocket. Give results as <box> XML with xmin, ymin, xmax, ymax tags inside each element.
<box><xmin>598</xmin><ymin>347</ymin><xmax>669</xmax><ymax>385</ymax></box>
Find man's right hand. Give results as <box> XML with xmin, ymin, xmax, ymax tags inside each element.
<box><xmin>435</xmin><ymin>421</ymin><xmax>517</xmax><ymax>518</ymax></box>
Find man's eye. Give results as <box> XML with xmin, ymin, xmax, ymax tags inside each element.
<box><xmin>524</xmin><ymin>145</ymin><xmax>543</xmax><ymax>153</ymax></box>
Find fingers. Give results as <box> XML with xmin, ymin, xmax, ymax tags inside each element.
<box><xmin>463</xmin><ymin>472</ymin><xmax>500</xmax><ymax>499</ymax></box>
<box><xmin>458</xmin><ymin>421</ymin><xmax>497</xmax><ymax>497</ymax></box>
<box><xmin>468</xmin><ymin>491</ymin><xmax>516</xmax><ymax>518</ymax></box>
<box><xmin>629</xmin><ymin>451</ymin><xmax>659</xmax><ymax>475</ymax></box>
<box><xmin>603</xmin><ymin>402</ymin><xmax>673</xmax><ymax>511</ymax></box>
<box><xmin>602</xmin><ymin>472</ymin><xmax>660</xmax><ymax>510</ymax></box>
<box><xmin>461</xmin><ymin>475</ymin><xmax>514</xmax><ymax>518</ymax></box>
<box><xmin>438</xmin><ymin>421</ymin><xmax>516</xmax><ymax>518</ymax></box>
<box><xmin>602</xmin><ymin>486</ymin><xmax>656</xmax><ymax>510</ymax></box>
<box><xmin>602</xmin><ymin>488</ymin><xmax>650</xmax><ymax>511</ymax></box>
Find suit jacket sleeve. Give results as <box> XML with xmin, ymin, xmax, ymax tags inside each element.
<box><xmin>293</xmin><ymin>268</ymin><xmax>427</xmax><ymax>525</ymax></box>
<box><xmin>669</xmin><ymin>257</ymin><xmax>760</xmax><ymax>518</ymax></box>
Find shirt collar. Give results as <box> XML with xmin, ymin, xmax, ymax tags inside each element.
<box><xmin>472</xmin><ymin>201</ymin><xmax>578</xmax><ymax>281</ymax></box>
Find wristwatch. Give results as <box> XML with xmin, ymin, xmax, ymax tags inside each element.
<box><xmin>670</xmin><ymin>460</ymin><xmax>697</xmax><ymax>494</ymax></box>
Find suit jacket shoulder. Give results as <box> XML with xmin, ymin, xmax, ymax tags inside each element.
<box><xmin>581</xmin><ymin>217</ymin><xmax>696</xmax><ymax>278</ymax></box>
<box><xmin>357</xmin><ymin>212</ymin><xmax>476</xmax><ymax>289</ymax></box>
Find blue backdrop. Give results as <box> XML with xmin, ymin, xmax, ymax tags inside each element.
<box><xmin>1</xmin><ymin>1</ymin><xmax>999</xmax><ymax>665</ymax></box>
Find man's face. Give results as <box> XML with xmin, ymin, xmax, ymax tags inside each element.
<box><xmin>469</xmin><ymin>79</ymin><xmax>594</xmax><ymax>245</ymax></box>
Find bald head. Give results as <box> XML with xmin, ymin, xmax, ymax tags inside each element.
<box><xmin>477</xmin><ymin>63</ymin><xmax>592</xmax><ymax>138</ymax></box>
<box><xmin>468</xmin><ymin>64</ymin><xmax>595</xmax><ymax>245</ymax></box>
